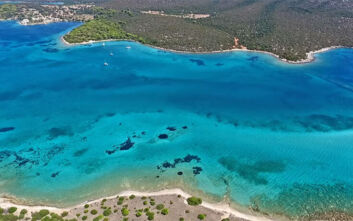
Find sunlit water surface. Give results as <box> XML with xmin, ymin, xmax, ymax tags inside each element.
<box><xmin>1</xmin><ymin>21</ymin><xmax>353</xmax><ymax>218</ymax></box>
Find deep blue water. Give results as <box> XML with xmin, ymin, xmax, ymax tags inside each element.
<box><xmin>1</xmin><ymin>21</ymin><xmax>353</xmax><ymax>218</ymax></box>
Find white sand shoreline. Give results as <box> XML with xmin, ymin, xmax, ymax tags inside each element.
<box><xmin>60</xmin><ymin>36</ymin><xmax>344</xmax><ymax>65</ymax></box>
<box><xmin>0</xmin><ymin>188</ymin><xmax>275</xmax><ymax>221</ymax></box>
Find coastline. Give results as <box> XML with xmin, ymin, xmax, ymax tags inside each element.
<box><xmin>0</xmin><ymin>19</ymin><xmax>344</xmax><ymax>64</ymax></box>
<box><xmin>0</xmin><ymin>188</ymin><xmax>275</xmax><ymax>221</ymax></box>
<box><xmin>60</xmin><ymin>36</ymin><xmax>343</xmax><ymax>65</ymax></box>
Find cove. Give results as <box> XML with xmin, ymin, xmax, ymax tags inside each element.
<box><xmin>1</xmin><ymin>21</ymin><xmax>353</xmax><ymax>219</ymax></box>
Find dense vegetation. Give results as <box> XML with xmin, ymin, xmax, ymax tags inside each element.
<box><xmin>100</xmin><ymin>0</ymin><xmax>353</xmax><ymax>61</ymax></box>
<box><xmin>0</xmin><ymin>4</ymin><xmax>17</xmax><ymax>19</ymax></box>
<box><xmin>4</xmin><ymin>0</ymin><xmax>352</xmax><ymax>60</ymax></box>
<box><xmin>63</xmin><ymin>19</ymin><xmax>146</xmax><ymax>44</ymax></box>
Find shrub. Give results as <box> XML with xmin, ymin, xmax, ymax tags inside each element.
<box><xmin>146</xmin><ymin>211</ymin><xmax>154</xmax><ymax>220</ymax></box>
<box><xmin>0</xmin><ymin>208</ymin><xmax>3</xmax><ymax>214</ymax></box>
<box><xmin>39</xmin><ymin>209</ymin><xmax>49</xmax><ymax>217</ymax></box>
<box><xmin>185</xmin><ymin>210</ymin><xmax>190</xmax><ymax>213</ymax></box>
<box><xmin>150</xmin><ymin>201</ymin><xmax>155</xmax><ymax>206</ymax></box>
<box><xmin>8</xmin><ymin>207</ymin><xmax>17</xmax><ymax>214</ymax></box>
<box><xmin>117</xmin><ymin>197</ymin><xmax>124</xmax><ymax>205</ymax></box>
<box><xmin>187</xmin><ymin>197</ymin><xmax>202</xmax><ymax>206</ymax></box>
<box><xmin>103</xmin><ymin>218</ymin><xmax>109</xmax><ymax>221</ymax></box>
<box><xmin>18</xmin><ymin>210</ymin><xmax>26</xmax><ymax>219</ymax></box>
<box><xmin>121</xmin><ymin>208</ymin><xmax>129</xmax><ymax>216</ymax></box>
<box><xmin>103</xmin><ymin>209</ymin><xmax>111</xmax><ymax>216</ymax></box>
<box><xmin>19</xmin><ymin>214</ymin><xmax>25</xmax><ymax>219</ymax></box>
<box><xmin>129</xmin><ymin>195</ymin><xmax>135</xmax><ymax>199</ymax></box>
<box><xmin>221</xmin><ymin>219</ymin><xmax>230</xmax><ymax>221</ymax></box>
<box><xmin>84</xmin><ymin>209</ymin><xmax>88</xmax><ymax>213</ymax></box>
<box><xmin>123</xmin><ymin>218</ymin><xmax>128</xmax><ymax>221</ymax></box>
<box><xmin>156</xmin><ymin>204</ymin><xmax>164</xmax><ymax>210</ymax></box>
<box><xmin>141</xmin><ymin>196</ymin><xmax>147</xmax><ymax>200</ymax></box>
<box><xmin>93</xmin><ymin>215</ymin><xmax>103</xmax><ymax>221</ymax></box>
<box><xmin>0</xmin><ymin>214</ymin><xmax>18</xmax><ymax>221</ymax></box>
<box><xmin>61</xmin><ymin>211</ymin><xmax>68</xmax><ymax>217</ymax></box>
<box><xmin>179</xmin><ymin>218</ymin><xmax>184</xmax><ymax>221</ymax></box>
<box><xmin>177</xmin><ymin>195</ymin><xmax>181</xmax><ymax>198</ymax></box>
<box><xmin>50</xmin><ymin>213</ymin><xmax>61</xmax><ymax>219</ymax></box>
<box><xmin>90</xmin><ymin>209</ymin><xmax>98</xmax><ymax>215</ymax></box>
<box><xmin>143</xmin><ymin>201</ymin><xmax>148</xmax><ymax>205</ymax></box>
<box><xmin>82</xmin><ymin>216</ymin><xmax>87</xmax><ymax>220</ymax></box>
<box><xmin>161</xmin><ymin>208</ymin><xmax>169</xmax><ymax>215</ymax></box>
<box><xmin>198</xmin><ymin>214</ymin><xmax>206</xmax><ymax>220</ymax></box>
<box><xmin>32</xmin><ymin>209</ymin><xmax>50</xmax><ymax>220</ymax></box>
<box><xmin>136</xmin><ymin>211</ymin><xmax>142</xmax><ymax>217</ymax></box>
<box><xmin>84</xmin><ymin>204</ymin><xmax>89</xmax><ymax>209</ymax></box>
<box><xmin>76</xmin><ymin>213</ymin><xmax>81</xmax><ymax>217</ymax></box>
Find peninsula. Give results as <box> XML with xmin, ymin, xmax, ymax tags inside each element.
<box><xmin>1</xmin><ymin>0</ymin><xmax>352</xmax><ymax>61</ymax></box>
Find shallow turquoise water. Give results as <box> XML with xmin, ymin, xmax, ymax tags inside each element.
<box><xmin>1</xmin><ymin>21</ymin><xmax>353</xmax><ymax>218</ymax></box>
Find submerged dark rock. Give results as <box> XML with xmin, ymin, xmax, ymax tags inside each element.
<box><xmin>51</xmin><ymin>171</ymin><xmax>60</xmax><ymax>178</ymax></box>
<box><xmin>192</xmin><ymin>166</ymin><xmax>202</xmax><ymax>175</ymax></box>
<box><xmin>0</xmin><ymin>127</ymin><xmax>15</xmax><ymax>132</ymax></box>
<box><xmin>218</xmin><ymin>156</ymin><xmax>286</xmax><ymax>185</ymax></box>
<box><xmin>47</xmin><ymin>145</ymin><xmax>64</xmax><ymax>159</ymax></box>
<box><xmin>248</xmin><ymin>56</ymin><xmax>259</xmax><ymax>61</ymax></box>
<box><xmin>48</xmin><ymin>127</ymin><xmax>73</xmax><ymax>140</ymax></box>
<box><xmin>190</xmin><ymin>59</ymin><xmax>205</xmax><ymax>66</ymax></box>
<box><xmin>105</xmin><ymin>112</ymin><xmax>115</xmax><ymax>117</ymax></box>
<box><xmin>166</xmin><ymin>127</ymin><xmax>176</xmax><ymax>131</ymax></box>
<box><xmin>158</xmin><ymin>134</ymin><xmax>168</xmax><ymax>139</ymax></box>
<box><xmin>106</xmin><ymin>150</ymin><xmax>115</xmax><ymax>155</ymax></box>
<box><xmin>184</xmin><ymin>154</ymin><xmax>201</xmax><ymax>163</ymax></box>
<box><xmin>0</xmin><ymin>150</ymin><xmax>37</xmax><ymax>168</ymax></box>
<box><xmin>120</xmin><ymin>138</ymin><xmax>134</xmax><ymax>151</ymax></box>
<box><xmin>73</xmin><ymin>148</ymin><xmax>88</xmax><ymax>157</ymax></box>
<box><xmin>157</xmin><ymin>154</ymin><xmax>201</xmax><ymax>175</ymax></box>
<box><xmin>106</xmin><ymin>137</ymin><xmax>135</xmax><ymax>154</ymax></box>
<box><xmin>182</xmin><ymin>126</ymin><xmax>188</xmax><ymax>129</ymax></box>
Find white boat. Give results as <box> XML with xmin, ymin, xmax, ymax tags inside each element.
<box><xmin>102</xmin><ymin>42</ymin><xmax>105</xmax><ymax>46</ymax></box>
<box><xmin>104</xmin><ymin>62</ymin><xmax>108</xmax><ymax>66</ymax></box>
<box><xmin>110</xmin><ymin>52</ymin><xmax>114</xmax><ymax>56</ymax></box>
<box><xmin>126</xmin><ymin>46</ymin><xmax>131</xmax><ymax>49</ymax></box>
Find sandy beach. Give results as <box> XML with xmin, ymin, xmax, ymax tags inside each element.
<box><xmin>0</xmin><ymin>188</ymin><xmax>277</xmax><ymax>221</ymax></box>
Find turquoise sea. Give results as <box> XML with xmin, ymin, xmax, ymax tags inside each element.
<box><xmin>1</xmin><ymin>21</ymin><xmax>353</xmax><ymax>219</ymax></box>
